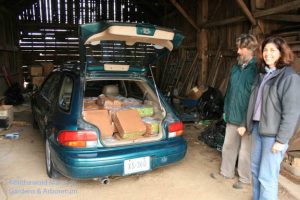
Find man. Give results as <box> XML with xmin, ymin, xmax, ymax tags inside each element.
<box><xmin>211</xmin><ymin>33</ymin><xmax>258</xmax><ymax>189</ymax></box>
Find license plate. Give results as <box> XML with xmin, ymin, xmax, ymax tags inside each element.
<box><xmin>124</xmin><ymin>157</ymin><xmax>151</xmax><ymax>175</ymax></box>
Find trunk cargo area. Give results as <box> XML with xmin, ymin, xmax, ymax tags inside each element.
<box><xmin>82</xmin><ymin>79</ymin><xmax>165</xmax><ymax>146</ymax></box>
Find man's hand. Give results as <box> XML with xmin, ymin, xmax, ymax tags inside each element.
<box><xmin>237</xmin><ymin>127</ymin><xmax>246</xmax><ymax>136</ymax></box>
<box><xmin>272</xmin><ymin>142</ymin><xmax>286</xmax><ymax>153</ymax></box>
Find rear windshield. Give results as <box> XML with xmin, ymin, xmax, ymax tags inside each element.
<box><xmin>85</xmin><ymin>79</ymin><xmax>156</xmax><ymax>102</ymax></box>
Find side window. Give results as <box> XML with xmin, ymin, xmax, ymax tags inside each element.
<box><xmin>40</xmin><ymin>73</ymin><xmax>61</xmax><ymax>102</ymax></box>
<box><xmin>126</xmin><ymin>81</ymin><xmax>145</xmax><ymax>100</ymax></box>
<box><xmin>58</xmin><ymin>76</ymin><xmax>74</xmax><ymax>111</ymax></box>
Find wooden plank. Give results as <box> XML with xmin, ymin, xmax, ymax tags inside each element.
<box><xmin>123</xmin><ymin>0</ymin><xmax>128</xmax><ymax>22</ymax></box>
<box><xmin>116</xmin><ymin>0</ymin><xmax>121</xmax><ymax>21</ymax></box>
<box><xmin>51</xmin><ymin>0</ymin><xmax>58</xmax><ymax>23</ymax></box>
<box><xmin>85</xmin><ymin>0</ymin><xmax>89</xmax><ymax>23</ymax></box>
<box><xmin>210</xmin><ymin>0</ymin><xmax>222</xmax><ymax>21</ymax></box>
<box><xmin>36</xmin><ymin>1</ymin><xmax>41</xmax><ymax>22</ymax></box>
<box><xmin>169</xmin><ymin>0</ymin><xmax>200</xmax><ymax>31</ymax></box>
<box><xmin>60</xmin><ymin>0</ymin><xmax>65</xmax><ymax>23</ymax></box>
<box><xmin>129</xmin><ymin>1</ymin><xmax>135</xmax><ymax>22</ymax></box>
<box><xmin>197</xmin><ymin>0</ymin><xmax>208</xmax><ymax>85</ymax></box>
<box><xmin>254</xmin><ymin>1</ymin><xmax>300</xmax><ymax>18</ymax></box>
<box><xmin>202</xmin><ymin>0</ymin><xmax>300</xmax><ymax>28</ymax></box>
<box><xmin>235</xmin><ymin>0</ymin><xmax>256</xmax><ymax>26</ymax></box>
<box><xmin>261</xmin><ymin>15</ymin><xmax>300</xmax><ymax>23</ymax></box>
<box><xmin>46</xmin><ymin>0</ymin><xmax>50</xmax><ymax>22</ymax></box>
<box><xmin>207</xmin><ymin>49</ymin><xmax>236</xmax><ymax>57</ymax></box>
<box><xmin>41</xmin><ymin>0</ymin><xmax>46</xmax><ymax>22</ymax></box>
<box><xmin>68</xmin><ymin>0</ymin><xmax>73</xmax><ymax>24</ymax></box>
<box><xmin>255</xmin><ymin>0</ymin><xmax>266</xmax><ymax>9</ymax></box>
<box><xmin>75</xmin><ymin>0</ymin><xmax>80</xmax><ymax>24</ymax></box>
<box><xmin>203</xmin><ymin>16</ymin><xmax>246</xmax><ymax>27</ymax></box>
<box><xmin>91</xmin><ymin>0</ymin><xmax>95</xmax><ymax>22</ymax></box>
<box><xmin>250</xmin><ymin>0</ymin><xmax>256</xmax><ymax>11</ymax></box>
<box><xmin>102</xmin><ymin>0</ymin><xmax>107</xmax><ymax>20</ymax></box>
<box><xmin>109</xmin><ymin>0</ymin><xmax>114</xmax><ymax>21</ymax></box>
<box><xmin>18</xmin><ymin>21</ymin><xmax>77</xmax><ymax>28</ymax></box>
<box><xmin>95</xmin><ymin>0</ymin><xmax>100</xmax><ymax>21</ymax></box>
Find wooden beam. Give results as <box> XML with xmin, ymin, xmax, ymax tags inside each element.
<box><xmin>235</xmin><ymin>0</ymin><xmax>256</xmax><ymax>26</ymax></box>
<box><xmin>169</xmin><ymin>0</ymin><xmax>200</xmax><ymax>31</ymax></box>
<box><xmin>254</xmin><ymin>1</ymin><xmax>300</xmax><ymax>18</ymax></box>
<box><xmin>203</xmin><ymin>16</ymin><xmax>246</xmax><ymax>27</ymax></box>
<box><xmin>261</xmin><ymin>14</ymin><xmax>300</xmax><ymax>23</ymax></box>
<box><xmin>202</xmin><ymin>0</ymin><xmax>300</xmax><ymax>28</ymax></box>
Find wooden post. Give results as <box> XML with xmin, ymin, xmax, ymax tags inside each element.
<box><xmin>197</xmin><ymin>0</ymin><xmax>208</xmax><ymax>85</ymax></box>
<box><xmin>251</xmin><ymin>0</ymin><xmax>265</xmax><ymax>40</ymax></box>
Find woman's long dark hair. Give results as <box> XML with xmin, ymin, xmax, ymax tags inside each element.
<box><xmin>258</xmin><ymin>36</ymin><xmax>294</xmax><ymax>73</ymax></box>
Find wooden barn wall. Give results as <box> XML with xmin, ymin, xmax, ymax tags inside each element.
<box><xmin>0</xmin><ymin>7</ymin><xmax>22</xmax><ymax>97</ymax></box>
<box><xmin>259</xmin><ymin>0</ymin><xmax>300</xmax><ymax>74</ymax></box>
<box><xmin>18</xmin><ymin>0</ymin><xmax>153</xmax><ymax>65</ymax></box>
<box><xmin>163</xmin><ymin>0</ymin><xmax>197</xmax><ymax>47</ymax></box>
<box><xmin>160</xmin><ymin>0</ymin><xmax>300</xmax><ymax>97</ymax></box>
<box><xmin>156</xmin><ymin>0</ymin><xmax>199</xmax><ymax>96</ymax></box>
<box><xmin>205</xmin><ymin>0</ymin><xmax>251</xmax><ymax>94</ymax></box>
<box><xmin>206</xmin><ymin>0</ymin><xmax>300</xmax><ymax>92</ymax></box>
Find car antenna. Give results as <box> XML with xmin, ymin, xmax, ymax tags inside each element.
<box><xmin>148</xmin><ymin>65</ymin><xmax>163</xmax><ymax>111</ymax></box>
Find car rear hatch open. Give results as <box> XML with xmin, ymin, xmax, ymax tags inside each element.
<box><xmin>79</xmin><ymin>22</ymin><xmax>184</xmax><ymax>147</ymax></box>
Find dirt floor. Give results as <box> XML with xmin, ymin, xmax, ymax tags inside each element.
<box><xmin>0</xmin><ymin>105</ymin><xmax>298</xmax><ymax>200</ymax></box>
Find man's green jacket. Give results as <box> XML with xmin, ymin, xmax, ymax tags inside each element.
<box><xmin>224</xmin><ymin>57</ymin><xmax>258</xmax><ymax>125</ymax></box>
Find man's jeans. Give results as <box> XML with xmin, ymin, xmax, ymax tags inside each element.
<box><xmin>251</xmin><ymin>122</ymin><xmax>288</xmax><ymax>200</ymax></box>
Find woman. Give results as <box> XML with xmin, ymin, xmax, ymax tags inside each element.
<box><xmin>240</xmin><ymin>36</ymin><xmax>300</xmax><ymax>200</ymax></box>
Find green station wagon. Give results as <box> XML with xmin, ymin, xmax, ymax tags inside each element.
<box><xmin>31</xmin><ymin>22</ymin><xmax>187</xmax><ymax>183</ymax></box>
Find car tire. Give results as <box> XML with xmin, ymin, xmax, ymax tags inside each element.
<box><xmin>45</xmin><ymin>138</ymin><xmax>60</xmax><ymax>178</ymax></box>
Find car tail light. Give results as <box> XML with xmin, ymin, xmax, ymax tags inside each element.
<box><xmin>168</xmin><ymin>121</ymin><xmax>184</xmax><ymax>138</ymax></box>
<box><xmin>58</xmin><ymin>130</ymin><xmax>98</xmax><ymax>148</ymax></box>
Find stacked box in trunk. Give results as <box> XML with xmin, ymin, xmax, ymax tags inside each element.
<box><xmin>113</xmin><ymin>109</ymin><xmax>146</xmax><ymax>139</ymax></box>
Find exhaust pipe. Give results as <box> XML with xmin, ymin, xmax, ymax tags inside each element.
<box><xmin>99</xmin><ymin>177</ymin><xmax>110</xmax><ymax>185</ymax></box>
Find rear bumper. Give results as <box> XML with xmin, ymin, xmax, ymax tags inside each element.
<box><xmin>51</xmin><ymin>137</ymin><xmax>187</xmax><ymax>179</ymax></box>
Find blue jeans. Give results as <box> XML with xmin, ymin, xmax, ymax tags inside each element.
<box><xmin>251</xmin><ymin>122</ymin><xmax>288</xmax><ymax>200</ymax></box>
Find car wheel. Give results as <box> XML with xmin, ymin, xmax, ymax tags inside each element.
<box><xmin>45</xmin><ymin>138</ymin><xmax>60</xmax><ymax>178</ymax></box>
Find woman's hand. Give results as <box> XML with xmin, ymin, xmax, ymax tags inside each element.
<box><xmin>272</xmin><ymin>142</ymin><xmax>286</xmax><ymax>153</ymax></box>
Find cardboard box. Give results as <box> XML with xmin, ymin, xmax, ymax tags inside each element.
<box><xmin>142</xmin><ymin>117</ymin><xmax>159</xmax><ymax>136</ymax></box>
<box><xmin>40</xmin><ymin>62</ymin><xmax>54</xmax><ymax>76</ymax></box>
<box><xmin>32</xmin><ymin>76</ymin><xmax>45</xmax><ymax>86</ymax></box>
<box><xmin>83</xmin><ymin>98</ymin><xmax>101</xmax><ymax>110</ymax></box>
<box><xmin>0</xmin><ymin>105</ymin><xmax>14</xmax><ymax>129</ymax></box>
<box><xmin>113</xmin><ymin>109</ymin><xmax>146</xmax><ymax>139</ymax></box>
<box><xmin>83</xmin><ymin>109</ymin><xmax>113</xmax><ymax>138</ymax></box>
<box><xmin>97</xmin><ymin>95</ymin><xmax>123</xmax><ymax>109</ymax></box>
<box><xmin>30</xmin><ymin>65</ymin><xmax>43</xmax><ymax>76</ymax></box>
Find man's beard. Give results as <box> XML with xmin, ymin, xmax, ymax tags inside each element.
<box><xmin>237</xmin><ymin>55</ymin><xmax>252</xmax><ymax>65</ymax></box>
